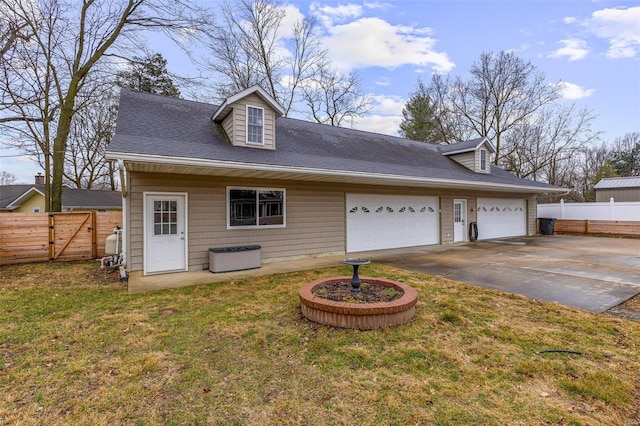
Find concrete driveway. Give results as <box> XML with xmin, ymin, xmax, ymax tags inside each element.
<box><xmin>372</xmin><ymin>235</ymin><xmax>640</xmax><ymax>313</ymax></box>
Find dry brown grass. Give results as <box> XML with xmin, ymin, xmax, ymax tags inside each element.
<box><xmin>1</xmin><ymin>261</ymin><xmax>639</xmax><ymax>425</ymax></box>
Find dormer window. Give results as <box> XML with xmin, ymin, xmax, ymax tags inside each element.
<box><xmin>247</xmin><ymin>106</ymin><xmax>264</xmax><ymax>145</ymax></box>
<box><xmin>440</xmin><ymin>137</ymin><xmax>495</xmax><ymax>174</ymax></box>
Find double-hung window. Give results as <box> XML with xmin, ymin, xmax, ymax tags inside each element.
<box><xmin>246</xmin><ymin>106</ymin><xmax>264</xmax><ymax>145</ymax></box>
<box><xmin>480</xmin><ymin>149</ymin><xmax>487</xmax><ymax>171</ymax></box>
<box><xmin>228</xmin><ymin>187</ymin><xmax>285</xmax><ymax>228</ymax></box>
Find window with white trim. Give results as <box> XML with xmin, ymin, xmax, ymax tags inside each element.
<box><xmin>480</xmin><ymin>149</ymin><xmax>487</xmax><ymax>171</ymax></box>
<box><xmin>246</xmin><ymin>106</ymin><xmax>264</xmax><ymax>144</ymax></box>
<box><xmin>228</xmin><ymin>187</ymin><xmax>285</xmax><ymax>228</ymax></box>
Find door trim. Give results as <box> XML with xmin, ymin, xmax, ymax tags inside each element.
<box><xmin>453</xmin><ymin>199</ymin><xmax>467</xmax><ymax>243</ymax></box>
<box><xmin>143</xmin><ymin>191</ymin><xmax>188</xmax><ymax>275</ymax></box>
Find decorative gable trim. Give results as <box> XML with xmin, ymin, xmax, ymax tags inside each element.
<box><xmin>6</xmin><ymin>186</ymin><xmax>45</xmax><ymax>210</ymax></box>
<box><xmin>211</xmin><ymin>85</ymin><xmax>284</xmax><ymax>123</ymax></box>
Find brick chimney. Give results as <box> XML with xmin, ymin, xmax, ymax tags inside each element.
<box><xmin>34</xmin><ymin>173</ymin><xmax>44</xmax><ymax>185</ymax></box>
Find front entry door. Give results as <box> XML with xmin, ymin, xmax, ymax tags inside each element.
<box><xmin>453</xmin><ymin>199</ymin><xmax>466</xmax><ymax>243</ymax></box>
<box><xmin>144</xmin><ymin>193</ymin><xmax>187</xmax><ymax>274</ymax></box>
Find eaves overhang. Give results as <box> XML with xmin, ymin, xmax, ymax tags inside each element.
<box><xmin>106</xmin><ymin>151</ymin><xmax>567</xmax><ymax>194</ymax></box>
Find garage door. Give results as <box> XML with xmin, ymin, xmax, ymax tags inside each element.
<box><xmin>346</xmin><ymin>194</ymin><xmax>439</xmax><ymax>252</ymax></box>
<box><xmin>477</xmin><ymin>198</ymin><xmax>526</xmax><ymax>240</ymax></box>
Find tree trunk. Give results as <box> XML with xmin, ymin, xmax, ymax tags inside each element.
<box><xmin>51</xmin><ymin>91</ymin><xmax>77</xmax><ymax>212</ymax></box>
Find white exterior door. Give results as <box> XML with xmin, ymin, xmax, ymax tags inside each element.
<box><xmin>476</xmin><ymin>198</ymin><xmax>526</xmax><ymax>240</ymax></box>
<box><xmin>144</xmin><ymin>193</ymin><xmax>187</xmax><ymax>274</ymax></box>
<box><xmin>346</xmin><ymin>194</ymin><xmax>439</xmax><ymax>252</ymax></box>
<box><xmin>453</xmin><ymin>199</ymin><xmax>466</xmax><ymax>242</ymax></box>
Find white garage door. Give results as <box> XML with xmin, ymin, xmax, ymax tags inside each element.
<box><xmin>477</xmin><ymin>198</ymin><xmax>527</xmax><ymax>240</ymax></box>
<box><xmin>346</xmin><ymin>194</ymin><xmax>439</xmax><ymax>252</ymax></box>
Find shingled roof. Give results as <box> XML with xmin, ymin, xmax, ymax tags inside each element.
<box><xmin>106</xmin><ymin>89</ymin><xmax>562</xmax><ymax>193</ymax></box>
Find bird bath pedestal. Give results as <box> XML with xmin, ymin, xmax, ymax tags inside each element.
<box><xmin>342</xmin><ymin>258</ymin><xmax>370</xmax><ymax>293</ymax></box>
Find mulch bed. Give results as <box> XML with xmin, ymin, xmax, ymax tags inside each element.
<box><xmin>311</xmin><ymin>280</ymin><xmax>403</xmax><ymax>303</ymax></box>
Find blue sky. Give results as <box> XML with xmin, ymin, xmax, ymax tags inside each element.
<box><xmin>2</xmin><ymin>0</ymin><xmax>639</xmax><ymax>184</ymax></box>
<box><xmin>273</xmin><ymin>0</ymin><xmax>639</xmax><ymax>138</ymax></box>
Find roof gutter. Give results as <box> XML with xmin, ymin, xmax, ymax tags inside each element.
<box><xmin>106</xmin><ymin>151</ymin><xmax>567</xmax><ymax>194</ymax></box>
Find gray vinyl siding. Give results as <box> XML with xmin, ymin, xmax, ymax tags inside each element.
<box><xmin>128</xmin><ymin>173</ymin><xmax>344</xmax><ymax>272</ymax></box>
<box><xmin>222</xmin><ymin>112</ymin><xmax>233</xmax><ymax>142</ymax></box>
<box><xmin>447</xmin><ymin>148</ymin><xmax>490</xmax><ymax>174</ymax></box>
<box><xmin>449</xmin><ymin>152</ymin><xmax>475</xmax><ymax>171</ymax></box>
<box><xmin>595</xmin><ymin>188</ymin><xmax>640</xmax><ymax>202</ymax></box>
<box><xmin>127</xmin><ymin>172</ymin><xmax>541</xmax><ymax>273</ymax></box>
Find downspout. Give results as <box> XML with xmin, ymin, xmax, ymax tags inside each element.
<box><xmin>118</xmin><ymin>159</ymin><xmax>128</xmax><ymax>271</ymax></box>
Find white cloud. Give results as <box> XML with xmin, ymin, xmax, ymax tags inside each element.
<box><xmin>375</xmin><ymin>76</ymin><xmax>390</xmax><ymax>86</ymax></box>
<box><xmin>310</xmin><ymin>2</ymin><xmax>363</xmax><ymax>27</ymax></box>
<box><xmin>348</xmin><ymin>94</ymin><xmax>406</xmax><ymax>136</ymax></box>
<box><xmin>588</xmin><ymin>6</ymin><xmax>640</xmax><ymax>58</ymax></box>
<box><xmin>554</xmin><ymin>81</ymin><xmax>595</xmax><ymax>100</ymax></box>
<box><xmin>549</xmin><ymin>39</ymin><xmax>589</xmax><ymax>61</ymax></box>
<box><xmin>370</xmin><ymin>94</ymin><xmax>405</xmax><ymax>115</ymax></box>
<box><xmin>353</xmin><ymin>114</ymin><xmax>401</xmax><ymax>136</ymax></box>
<box><xmin>323</xmin><ymin>17</ymin><xmax>454</xmax><ymax>73</ymax></box>
<box><xmin>280</xmin><ymin>4</ymin><xmax>306</xmax><ymax>38</ymax></box>
<box><xmin>563</xmin><ymin>16</ymin><xmax>577</xmax><ymax>24</ymax></box>
<box><xmin>363</xmin><ymin>1</ymin><xmax>394</xmax><ymax>11</ymax></box>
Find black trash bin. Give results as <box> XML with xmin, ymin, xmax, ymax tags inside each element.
<box><xmin>539</xmin><ymin>218</ymin><xmax>556</xmax><ymax>235</ymax></box>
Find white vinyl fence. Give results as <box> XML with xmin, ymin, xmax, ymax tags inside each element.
<box><xmin>537</xmin><ymin>198</ymin><xmax>640</xmax><ymax>221</ymax></box>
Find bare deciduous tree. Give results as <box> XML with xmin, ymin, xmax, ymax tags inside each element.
<box><xmin>0</xmin><ymin>5</ymin><xmax>31</xmax><ymax>59</ymax></box>
<box><xmin>301</xmin><ymin>68</ymin><xmax>370</xmax><ymax>127</ymax></box>
<box><xmin>204</xmin><ymin>0</ymin><xmax>369</xmax><ymax>125</ymax></box>
<box><xmin>462</xmin><ymin>52</ymin><xmax>560</xmax><ymax>163</ymax></box>
<box><xmin>412</xmin><ymin>51</ymin><xmax>559</xmax><ymax>159</ymax></box>
<box><xmin>205</xmin><ymin>0</ymin><xmax>327</xmax><ymax>115</ymax></box>
<box><xmin>0</xmin><ymin>171</ymin><xmax>17</xmax><ymax>185</ymax></box>
<box><xmin>501</xmin><ymin>105</ymin><xmax>600</xmax><ymax>183</ymax></box>
<box><xmin>0</xmin><ymin>0</ymin><xmax>215</xmax><ymax>211</ymax></box>
<box><xmin>63</xmin><ymin>82</ymin><xmax>119</xmax><ymax>189</ymax></box>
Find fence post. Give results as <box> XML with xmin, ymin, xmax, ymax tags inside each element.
<box><xmin>609</xmin><ymin>197</ymin><xmax>615</xmax><ymax>220</ymax></box>
<box><xmin>48</xmin><ymin>214</ymin><xmax>54</xmax><ymax>261</ymax></box>
<box><xmin>560</xmin><ymin>199</ymin><xmax>565</xmax><ymax>219</ymax></box>
<box><xmin>91</xmin><ymin>212</ymin><xmax>97</xmax><ymax>258</ymax></box>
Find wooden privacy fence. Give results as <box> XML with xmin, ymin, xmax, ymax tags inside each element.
<box><xmin>0</xmin><ymin>211</ymin><xmax>122</xmax><ymax>265</ymax></box>
<box><xmin>553</xmin><ymin>219</ymin><xmax>640</xmax><ymax>237</ymax></box>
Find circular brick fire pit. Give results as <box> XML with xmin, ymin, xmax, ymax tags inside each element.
<box><xmin>299</xmin><ymin>276</ymin><xmax>418</xmax><ymax>330</ymax></box>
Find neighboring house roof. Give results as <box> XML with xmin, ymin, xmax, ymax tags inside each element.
<box><xmin>61</xmin><ymin>189</ymin><xmax>123</xmax><ymax>209</ymax></box>
<box><xmin>106</xmin><ymin>89</ymin><xmax>564</xmax><ymax>194</ymax></box>
<box><xmin>0</xmin><ymin>185</ymin><xmax>43</xmax><ymax>211</ymax></box>
<box><xmin>440</xmin><ymin>137</ymin><xmax>496</xmax><ymax>155</ymax></box>
<box><xmin>0</xmin><ymin>185</ymin><xmax>122</xmax><ymax>211</ymax></box>
<box><xmin>593</xmin><ymin>176</ymin><xmax>640</xmax><ymax>190</ymax></box>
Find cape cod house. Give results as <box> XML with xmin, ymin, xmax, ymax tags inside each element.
<box><xmin>106</xmin><ymin>86</ymin><xmax>564</xmax><ymax>276</ymax></box>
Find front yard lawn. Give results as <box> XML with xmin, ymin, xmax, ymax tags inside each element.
<box><xmin>1</xmin><ymin>261</ymin><xmax>639</xmax><ymax>425</ymax></box>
